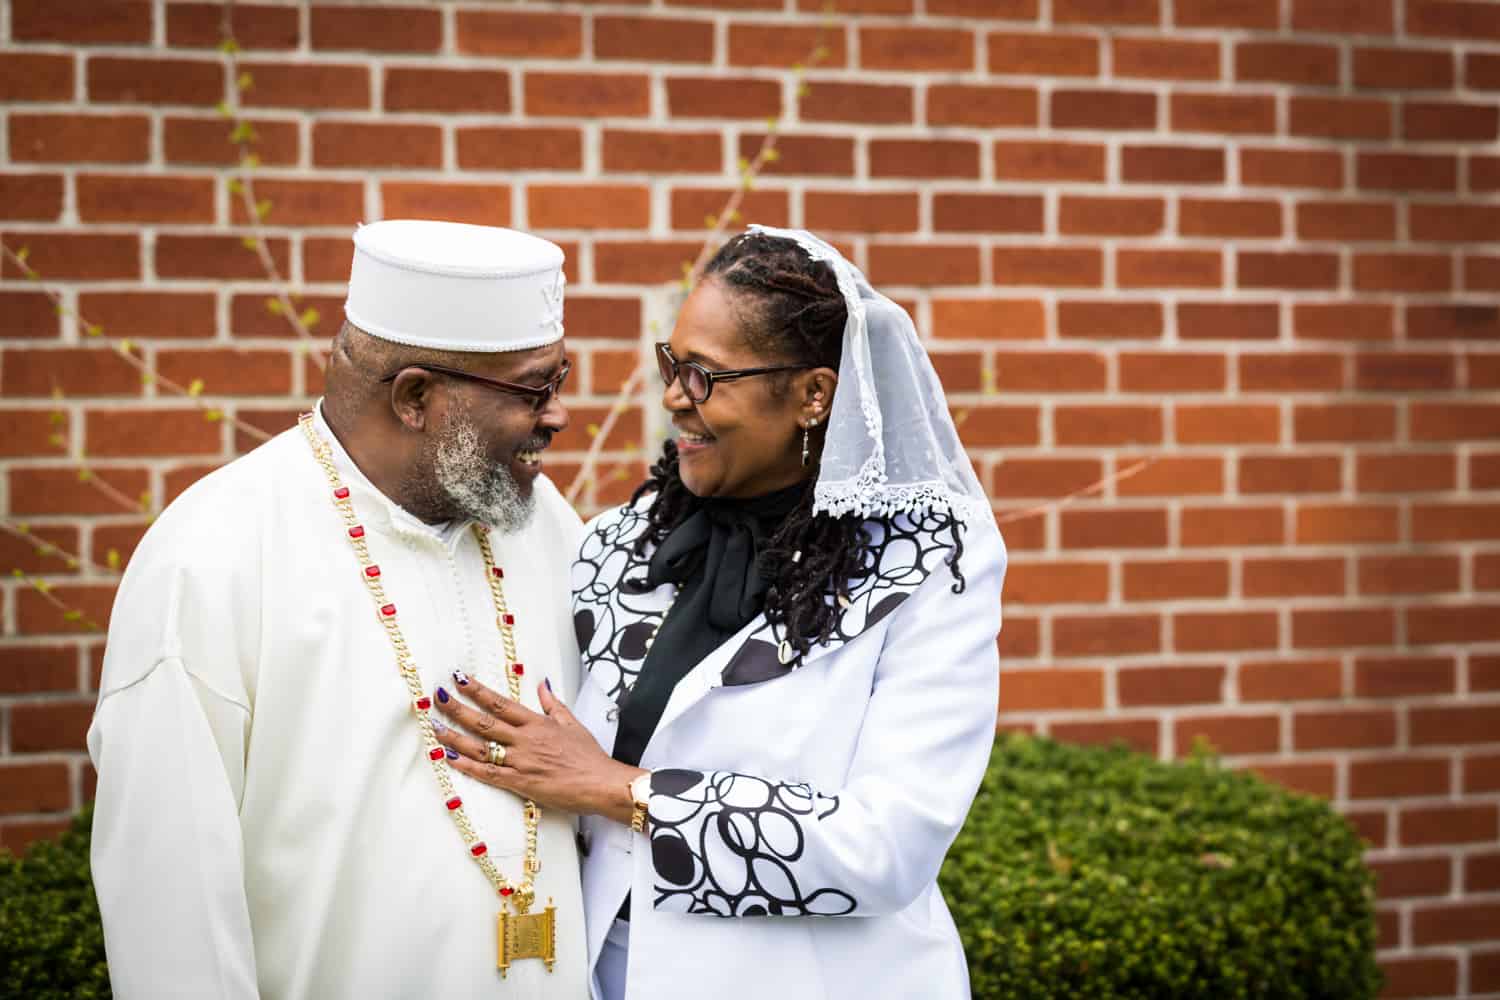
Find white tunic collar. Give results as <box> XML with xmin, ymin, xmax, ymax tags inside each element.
<box><xmin>311</xmin><ymin>400</ymin><xmax>472</xmax><ymax>553</ymax></box>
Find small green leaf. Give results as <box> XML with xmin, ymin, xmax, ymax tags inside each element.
<box><xmin>216</xmin><ymin>100</ymin><xmax>233</xmax><ymax>118</ymax></box>
<box><xmin>254</xmin><ymin>198</ymin><xmax>272</xmax><ymax>221</ymax></box>
<box><xmin>241</xmin><ymin>237</ymin><xmax>260</xmax><ymax>251</ymax></box>
<box><xmin>106</xmin><ymin>548</ymin><xmax>122</xmax><ymax>571</ymax></box>
<box><xmin>138</xmin><ymin>490</ymin><xmax>152</xmax><ymax>512</ymax></box>
<box><xmin>265</xmin><ymin>297</ymin><xmax>284</xmax><ymax>315</ymax></box>
<box><xmin>586</xmin><ymin>423</ymin><xmax>600</xmax><ymax>438</ymax></box>
<box><xmin>48</xmin><ymin>433</ymin><xmax>65</xmax><ymax>447</ymax></box>
<box><xmin>726</xmin><ymin>208</ymin><xmax>742</xmax><ymax>223</ymax></box>
<box><xmin>62</xmin><ymin>609</ymin><xmax>82</xmax><ymax>623</ymax></box>
<box><xmin>140</xmin><ymin>372</ymin><xmax>154</xmax><ymax>386</ymax></box>
<box><xmin>64</xmin><ymin>557</ymin><xmax>79</xmax><ymax>570</ymax></box>
<box><xmin>204</xmin><ymin>408</ymin><xmax>224</xmax><ymax>422</ymax></box>
<box><xmin>54</xmin><ymin>303</ymin><xmax>66</xmax><ymax>316</ymax></box>
<box><xmin>10</xmin><ymin>568</ymin><xmax>24</xmax><ymax>579</ymax></box>
<box><xmin>116</xmin><ymin>338</ymin><xmax>133</xmax><ymax>353</ymax></box>
<box><xmin>763</xmin><ymin>148</ymin><xmax>780</xmax><ymax>163</ymax></box>
<box><xmin>241</xmin><ymin>153</ymin><xmax>261</xmax><ymax>170</ymax></box>
<box><xmin>298</xmin><ymin>307</ymin><xmax>320</xmax><ymax>330</ymax></box>
<box><xmin>736</xmin><ymin>156</ymin><xmax>751</xmax><ymax>173</ymax></box>
<box><xmin>85</xmin><ymin>323</ymin><xmax>104</xmax><ymax>337</ymax></box>
<box><xmin>48</xmin><ymin>411</ymin><xmax>65</xmax><ymax>425</ymax></box>
<box><xmin>230</xmin><ymin>122</ymin><xmax>254</xmax><ymax>145</ymax></box>
<box><xmin>813</xmin><ymin>45</ymin><xmax>831</xmax><ymax>62</ymax></box>
<box><xmin>228</xmin><ymin>178</ymin><xmax>244</xmax><ymax>195</ymax></box>
<box><xmin>796</xmin><ymin>82</ymin><xmax>811</xmax><ymax>98</ymax></box>
<box><xmin>704</xmin><ymin>214</ymin><xmax>719</xmax><ymax>229</ymax></box>
<box><xmin>34</xmin><ymin>579</ymin><xmax>52</xmax><ymax>595</ymax></box>
<box><xmin>236</xmin><ymin>71</ymin><xmax>254</xmax><ymax>93</ymax></box>
<box><xmin>187</xmin><ymin>378</ymin><xmax>205</xmax><ymax>397</ymax></box>
<box><xmin>16</xmin><ymin>246</ymin><xmax>30</xmax><ymax>264</ymax></box>
<box><xmin>217</xmin><ymin>38</ymin><xmax>240</xmax><ymax>55</ymax></box>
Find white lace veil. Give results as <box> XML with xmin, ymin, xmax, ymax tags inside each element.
<box><xmin>745</xmin><ymin>225</ymin><xmax>993</xmax><ymax>528</ymax></box>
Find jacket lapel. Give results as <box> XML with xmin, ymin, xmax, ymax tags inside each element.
<box><xmin>719</xmin><ymin>510</ymin><xmax>959</xmax><ymax>686</ymax></box>
<box><xmin>571</xmin><ymin>500</ymin><xmax>674</xmax><ymax>705</ymax></box>
<box><xmin>572</xmin><ymin>504</ymin><xmax>960</xmax><ymax>725</ymax></box>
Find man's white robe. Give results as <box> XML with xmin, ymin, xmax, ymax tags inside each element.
<box><xmin>87</xmin><ymin>407</ymin><xmax>588</xmax><ymax>999</ymax></box>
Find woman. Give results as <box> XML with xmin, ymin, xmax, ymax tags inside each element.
<box><xmin>434</xmin><ymin>227</ymin><xmax>1007</xmax><ymax>999</ymax></box>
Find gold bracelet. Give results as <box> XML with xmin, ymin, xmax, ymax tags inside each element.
<box><xmin>627</xmin><ymin>773</ymin><xmax>651</xmax><ymax>834</ymax></box>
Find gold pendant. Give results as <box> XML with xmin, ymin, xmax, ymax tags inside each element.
<box><xmin>497</xmin><ymin>900</ymin><xmax>556</xmax><ymax>977</ymax></box>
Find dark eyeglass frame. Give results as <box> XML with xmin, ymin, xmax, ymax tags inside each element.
<box><xmin>378</xmin><ymin>359</ymin><xmax>571</xmax><ymax>413</ymax></box>
<box><xmin>655</xmin><ymin>342</ymin><xmax>809</xmax><ymax>404</ymax></box>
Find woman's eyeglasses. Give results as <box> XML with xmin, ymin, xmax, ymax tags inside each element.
<box><xmin>655</xmin><ymin>342</ymin><xmax>808</xmax><ymax>404</ymax></box>
<box><xmin>379</xmin><ymin>359</ymin><xmax>571</xmax><ymax>414</ymax></box>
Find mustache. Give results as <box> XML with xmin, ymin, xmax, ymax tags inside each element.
<box><xmin>519</xmin><ymin>432</ymin><xmax>552</xmax><ymax>453</ymax></box>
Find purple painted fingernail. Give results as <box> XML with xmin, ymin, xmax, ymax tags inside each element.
<box><xmin>544</xmin><ymin>677</ymin><xmax>553</xmax><ymax>692</ymax></box>
<box><xmin>436</xmin><ymin>686</ymin><xmax>450</xmax><ymax>704</ymax></box>
<box><xmin>453</xmin><ymin>670</ymin><xmax>470</xmax><ymax>686</ymax></box>
<box><xmin>432</xmin><ymin>719</ymin><xmax>446</xmax><ymax>733</ymax></box>
<box><xmin>445</xmin><ymin>747</ymin><xmax>459</xmax><ymax>760</ymax></box>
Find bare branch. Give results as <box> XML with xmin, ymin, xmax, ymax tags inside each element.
<box><xmin>994</xmin><ymin>459</ymin><xmax>1156</xmax><ymax>526</ymax></box>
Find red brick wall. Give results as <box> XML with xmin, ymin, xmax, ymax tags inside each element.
<box><xmin>2</xmin><ymin>1</ymin><xmax>1498</xmax><ymax>995</ymax></box>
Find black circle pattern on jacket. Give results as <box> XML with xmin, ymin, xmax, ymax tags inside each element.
<box><xmin>646</xmin><ymin>768</ymin><xmax>856</xmax><ymax>918</ymax></box>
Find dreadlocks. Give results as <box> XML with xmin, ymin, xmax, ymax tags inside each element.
<box><xmin>632</xmin><ymin>232</ymin><xmax>967</xmax><ymax>663</ymax></box>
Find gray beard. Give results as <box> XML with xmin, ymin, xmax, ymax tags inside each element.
<box><xmin>433</xmin><ymin>414</ymin><xmax>535</xmax><ymax>534</ymax></box>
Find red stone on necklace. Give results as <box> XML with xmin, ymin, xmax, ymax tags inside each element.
<box><xmin>381</xmin><ymin>604</ymin><xmax>396</xmax><ymax>617</ymax></box>
<box><xmin>471</xmin><ymin>843</ymin><xmax>488</xmax><ymax>857</ymax></box>
<box><xmin>349</xmin><ymin>525</ymin><xmax>365</xmax><ymax>539</ymax></box>
<box><xmin>333</xmin><ymin>487</ymin><xmax>350</xmax><ymax>500</ymax></box>
<box><xmin>428</xmin><ymin>747</ymin><xmax>445</xmax><ymax>761</ymax></box>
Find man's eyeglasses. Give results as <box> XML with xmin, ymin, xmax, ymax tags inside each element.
<box><xmin>379</xmin><ymin>359</ymin><xmax>571</xmax><ymax>414</ymax></box>
<box><xmin>655</xmin><ymin>342</ymin><xmax>808</xmax><ymax>405</ymax></box>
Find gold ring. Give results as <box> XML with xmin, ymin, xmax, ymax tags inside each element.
<box><xmin>486</xmin><ymin>741</ymin><xmax>506</xmax><ymax>766</ymax></box>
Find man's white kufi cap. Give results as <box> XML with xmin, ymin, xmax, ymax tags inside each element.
<box><xmin>344</xmin><ymin>219</ymin><xmax>566</xmax><ymax>353</ymax></box>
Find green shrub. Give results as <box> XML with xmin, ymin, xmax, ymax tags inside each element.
<box><xmin>0</xmin><ymin>807</ymin><xmax>110</xmax><ymax>1000</ymax></box>
<box><xmin>941</xmin><ymin>733</ymin><xmax>1382</xmax><ymax>1000</ymax></box>
<box><xmin>4</xmin><ymin>740</ymin><xmax>1382</xmax><ymax>1000</ymax></box>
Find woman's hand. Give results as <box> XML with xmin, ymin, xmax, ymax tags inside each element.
<box><xmin>432</xmin><ymin>674</ymin><xmax>645</xmax><ymax>824</ymax></box>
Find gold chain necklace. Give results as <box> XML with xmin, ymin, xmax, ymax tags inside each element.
<box><xmin>299</xmin><ymin>414</ymin><xmax>555</xmax><ymax>976</ymax></box>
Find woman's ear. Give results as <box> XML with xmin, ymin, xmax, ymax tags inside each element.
<box><xmin>388</xmin><ymin>368</ymin><xmax>437</xmax><ymax>432</ymax></box>
<box><xmin>802</xmin><ymin>367</ymin><xmax>838</xmax><ymax>424</ymax></box>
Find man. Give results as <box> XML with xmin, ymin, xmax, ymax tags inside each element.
<box><xmin>87</xmin><ymin>220</ymin><xmax>589</xmax><ymax>998</ymax></box>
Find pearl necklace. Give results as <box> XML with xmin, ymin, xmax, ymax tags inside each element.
<box><xmin>299</xmin><ymin>414</ymin><xmax>554</xmax><ymax>974</ymax></box>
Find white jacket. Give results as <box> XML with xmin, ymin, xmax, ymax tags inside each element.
<box><xmin>571</xmin><ymin>497</ymin><xmax>1007</xmax><ymax>999</ymax></box>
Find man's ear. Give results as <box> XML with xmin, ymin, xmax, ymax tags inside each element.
<box><xmin>388</xmin><ymin>368</ymin><xmax>437</xmax><ymax>432</ymax></box>
<box><xmin>802</xmin><ymin>367</ymin><xmax>838</xmax><ymax>422</ymax></box>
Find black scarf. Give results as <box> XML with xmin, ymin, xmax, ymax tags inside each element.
<box><xmin>610</xmin><ymin>481</ymin><xmax>805</xmax><ymax>769</ymax></box>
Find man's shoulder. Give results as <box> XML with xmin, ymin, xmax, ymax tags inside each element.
<box><xmin>130</xmin><ymin>427</ymin><xmax>305</xmax><ymax>571</ymax></box>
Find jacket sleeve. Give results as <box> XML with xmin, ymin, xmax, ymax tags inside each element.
<box><xmin>643</xmin><ymin>523</ymin><xmax>1007</xmax><ymax>918</ymax></box>
<box><xmin>88</xmin><ymin>550</ymin><xmax>261</xmax><ymax>1000</ymax></box>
